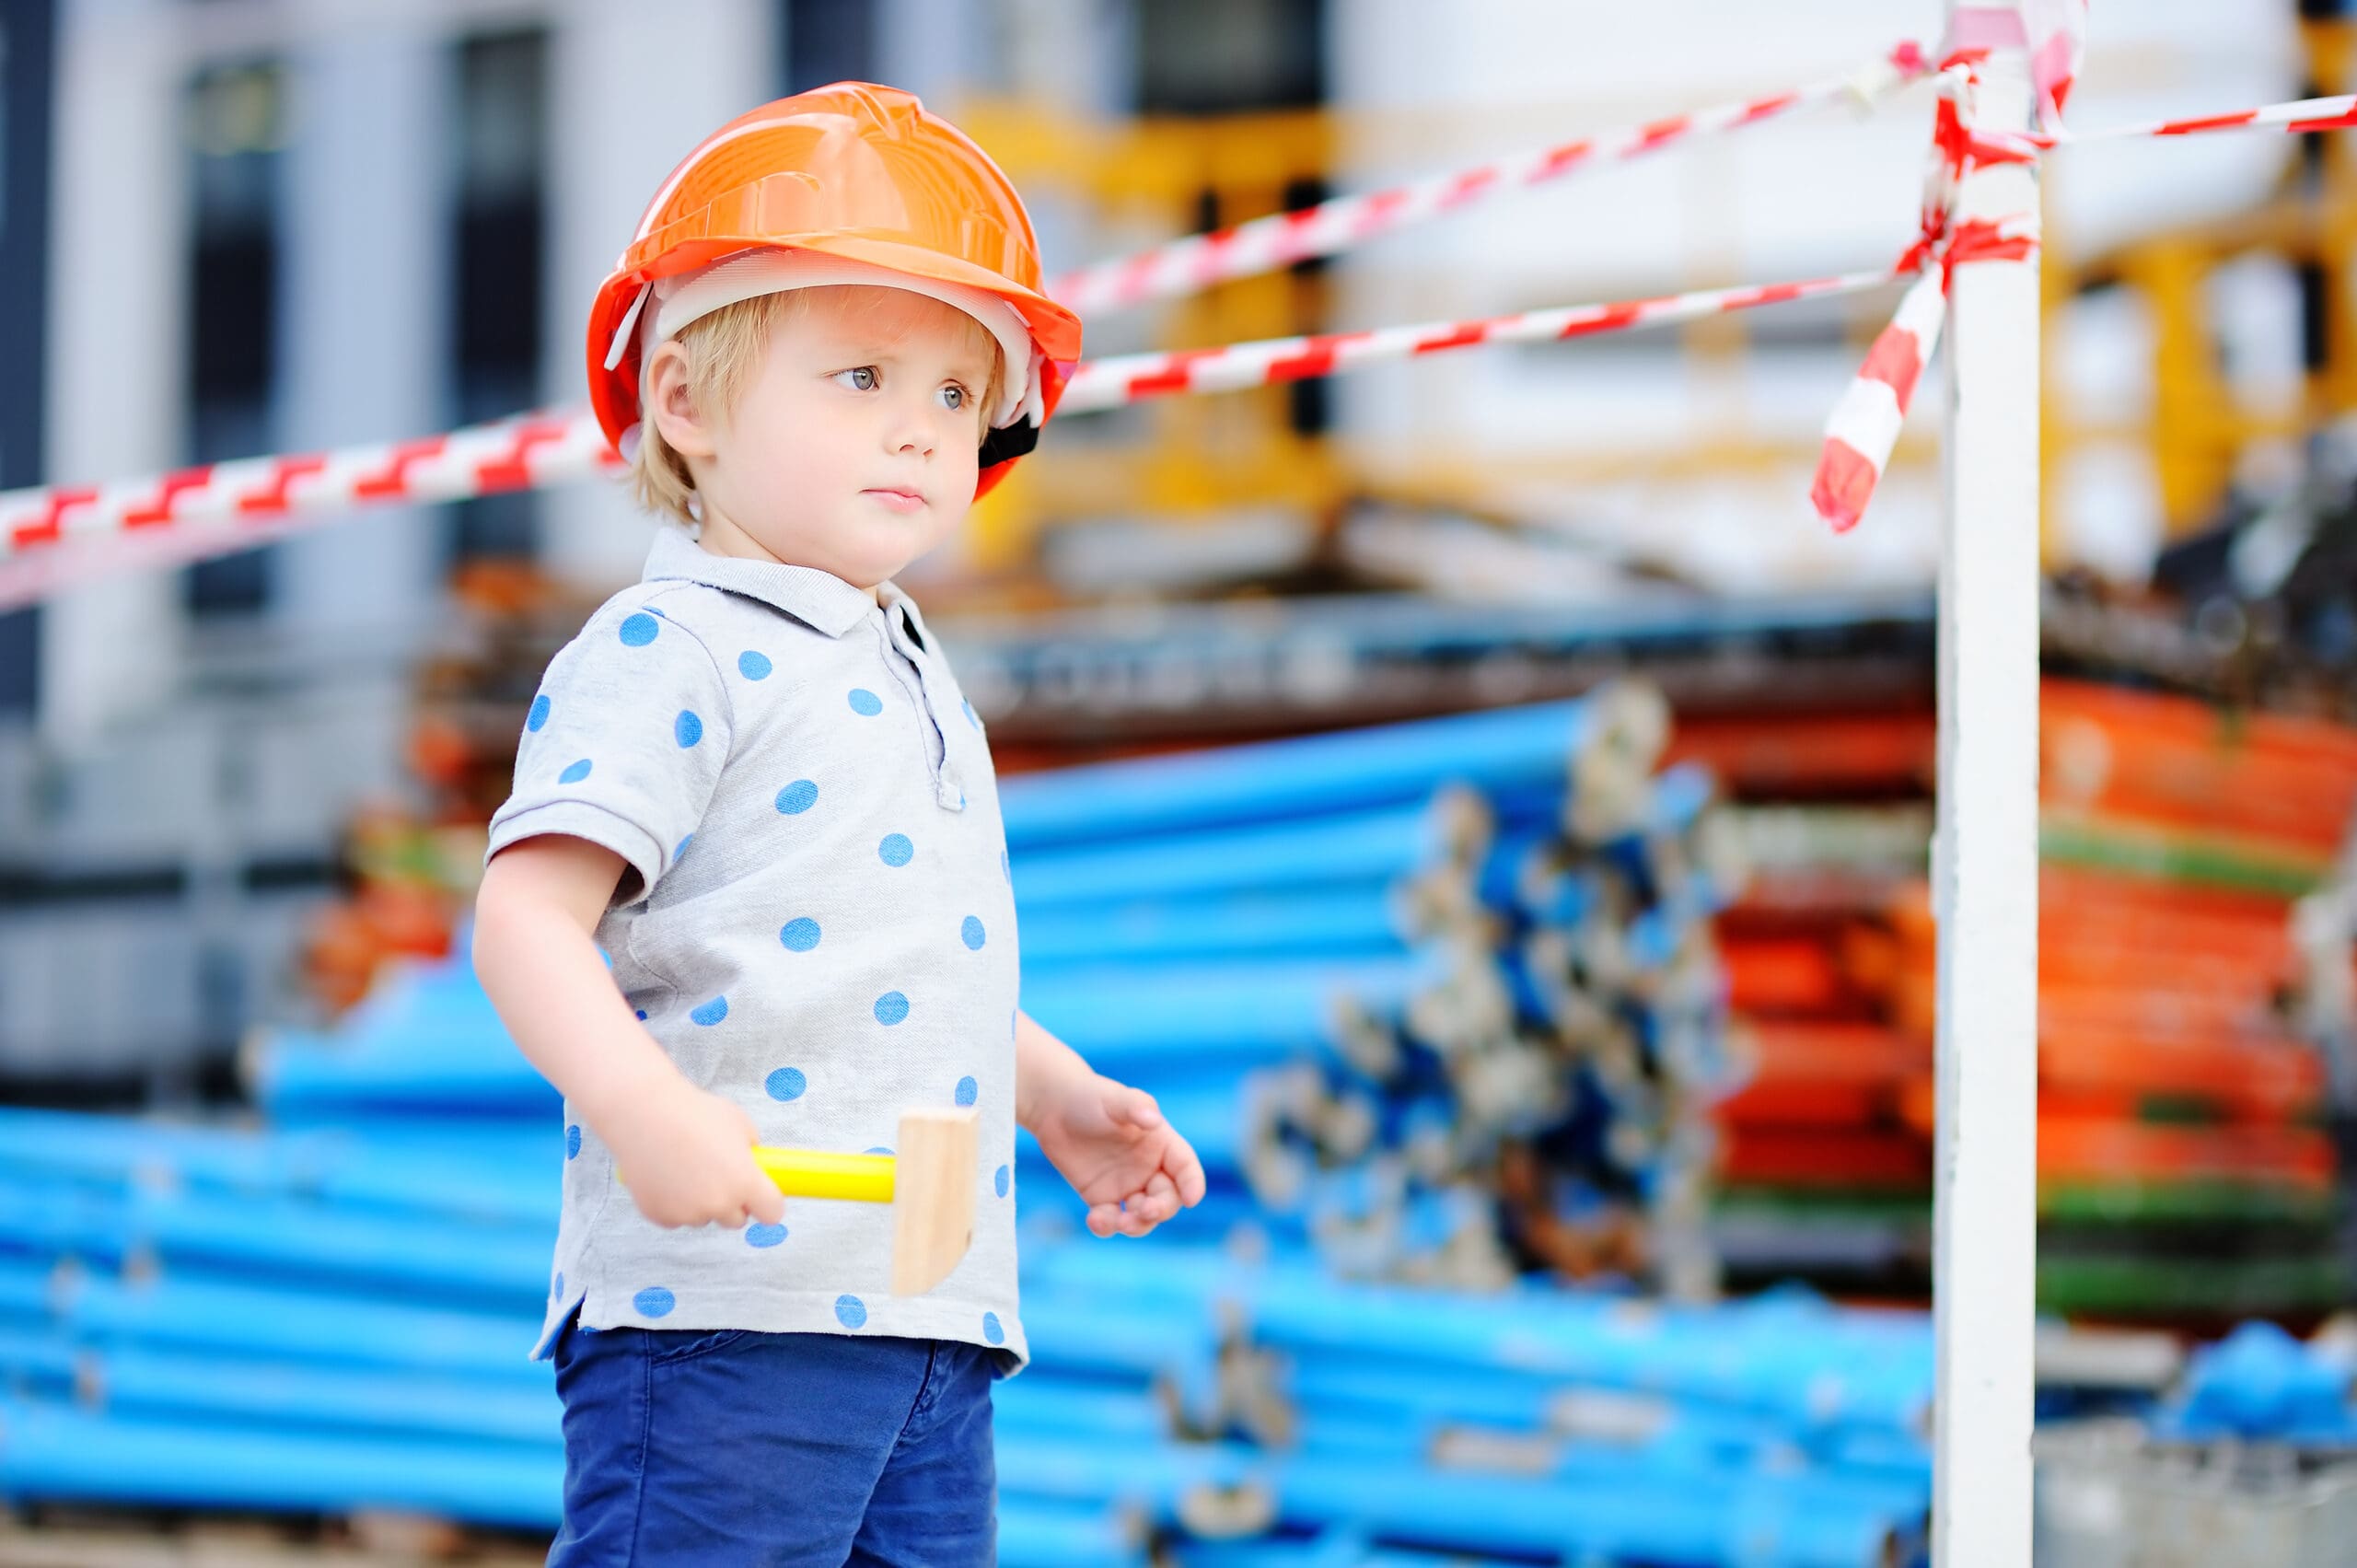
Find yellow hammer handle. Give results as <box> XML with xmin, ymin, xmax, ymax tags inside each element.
<box><xmin>752</xmin><ymin>1146</ymin><xmax>896</xmax><ymax>1203</ymax></box>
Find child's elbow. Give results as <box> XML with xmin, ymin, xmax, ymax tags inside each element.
<box><xmin>470</xmin><ymin>874</ymin><xmax>508</xmax><ymax>983</ymax></box>
<box><xmin>471</xmin><ymin>853</ymin><xmax>538</xmax><ymax>981</ymax></box>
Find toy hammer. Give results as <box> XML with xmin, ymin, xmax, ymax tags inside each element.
<box><xmin>750</xmin><ymin>1106</ymin><xmax>980</xmax><ymax>1295</ymax></box>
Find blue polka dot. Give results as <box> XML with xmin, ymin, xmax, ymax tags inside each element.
<box><xmin>566</xmin><ymin>1124</ymin><xmax>582</xmax><ymax>1159</ymax></box>
<box><xmin>634</xmin><ymin>1008</ymin><xmax>648</xmax><ymax>1021</ymax></box>
<box><xmin>982</xmin><ymin>1312</ymin><xmax>1004</xmax><ymax>1346</ymax></box>
<box><xmin>776</xmin><ymin>779</ymin><xmax>819</xmax><ymax>814</ymax></box>
<box><xmin>527</xmin><ymin>694</ymin><xmax>551</xmax><ymax>732</ymax></box>
<box><xmin>963</xmin><ymin>698</ymin><xmax>982</xmax><ymax>731</ymax></box>
<box><xmin>644</xmin><ymin>607</ymin><xmax>666</xmax><ymax>619</ymax></box>
<box><xmin>780</xmin><ymin>918</ymin><xmax>820</xmax><ymax>952</ymax></box>
<box><xmin>875</xmin><ymin>992</ymin><xmax>910</xmax><ymax>1026</ymax></box>
<box><xmin>619</xmin><ymin>613</ymin><xmax>660</xmax><ymax>647</ymax></box>
<box><xmin>955</xmin><ymin>1075</ymin><xmax>978</xmax><ymax>1107</ymax></box>
<box><xmin>675</xmin><ymin>710</ymin><xmax>703</xmax><ymax>748</ymax></box>
<box><xmin>994</xmin><ymin>1164</ymin><xmax>1010</xmax><ymax>1198</ymax></box>
<box><xmin>878</xmin><ymin>833</ymin><xmax>913</xmax><ymax>866</ymax></box>
<box><xmin>961</xmin><ymin>916</ymin><xmax>986</xmax><ymax>950</ymax></box>
<box><xmin>865</xmin><ymin>1146</ymin><xmax>893</xmax><ymax>1156</ymax></box>
<box><xmin>848</xmin><ymin>688</ymin><xmax>883</xmax><ymax>716</ymax></box>
<box><xmin>554</xmin><ymin>1272</ymin><xmax>564</xmax><ymax>1298</ymax></box>
<box><xmin>634</xmin><ymin>1286</ymin><xmax>676</xmax><ymax>1318</ymax></box>
<box><xmin>766</xmin><ymin>1067</ymin><xmax>807</xmax><ymax>1101</ymax></box>
<box><xmin>674</xmin><ymin>834</ymin><xmax>692</xmax><ymax>862</ymax></box>
<box><xmin>738</xmin><ymin>650</ymin><xmax>772</xmax><ymax>680</ymax></box>
<box><xmin>691</xmin><ymin>996</ymin><xmax>729</xmax><ymax>1027</ymax></box>
<box><xmin>835</xmin><ymin>1295</ymin><xmax>868</xmax><ymax>1330</ymax></box>
<box><xmin>559</xmin><ymin>758</ymin><xmax>593</xmax><ymax>784</ymax></box>
<box><xmin>746</xmin><ymin>1222</ymin><xmax>788</xmax><ymax>1249</ymax></box>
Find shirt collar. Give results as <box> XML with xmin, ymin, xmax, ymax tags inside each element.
<box><xmin>876</xmin><ymin>579</ymin><xmax>935</xmax><ymax>649</ymax></box>
<box><xmin>640</xmin><ymin>526</ymin><xmax>880</xmax><ymax>639</ymax></box>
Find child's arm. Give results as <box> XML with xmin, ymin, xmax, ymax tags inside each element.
<box><xmin>473</xmin><ymin>833</ymin><xmax>784</xmax><ymax>1231</ymax></box>
<box><xmin>1014</xmin><ymin>1008</ymin><xmax>1206</xmax><ymax>1238</ymax></box>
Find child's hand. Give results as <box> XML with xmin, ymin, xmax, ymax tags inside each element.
<box><xmin>604</xmin><ymin>1075</ymin><xmax>788</xmax><ymax>1231</ymax></box>
<box><xmin>1030</xmin><ymin>1074</ymin><xmax>1208</xmax><ymax>1238</ymax></box>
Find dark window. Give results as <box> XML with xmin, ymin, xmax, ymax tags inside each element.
<box><xmin>0</xmin><ymin>0</ymin><xmax>56</xmax><ymax>714</ymax></box>
<box><xmin>782</xmin><ymin>0</ymin><xmax>877</xmax><ymax>94</ymax></box>
<box><xmin>447</xmin><ymin>29</ymin><xmax>548</xmax><ymax>563</ymax></box>
<box><xmin>1138</xmin><ymin>0</ymin><xmax>1329</xmax><ymax>433</ymax></box>
<box><xmin>1136</xmin><ymin>0</ymin><xmax>1323</xmax><ymax>114</ymax></box>
<box><xmin>180</xmin><ymin>59</ymin><xmax>286</xmax><ymax>617</ymax></box>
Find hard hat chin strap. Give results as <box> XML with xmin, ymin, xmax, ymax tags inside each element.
<box><xmin>978</xmin><ymin>416</ymin><xmax>1039</xmax><ymax>471</ymax></box>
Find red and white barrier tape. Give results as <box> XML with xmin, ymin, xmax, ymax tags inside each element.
<box><xmin>1811</xmin><ymin>54</ymin><xmax>2044</xmax><ymax>534</ymax></box>
<box><xmin>1810</xmin><ymin>217</ymin><xmax>2040</xmax><ymax>533</ymax></box>
<box><xmin>1058</xmin><ymin>270</ymin><xmax>1896</xmax><ymax>412</ymax></box>
<box><xmin>0</xmin><ymin>266</ymin><xmax>1903</xmax><ymax>610</ymax></box>
<box><xmin>24</xmin><ymin>16</ymin><xmax>2357</xmax><ymax>604</ymax></box>
<box><xmin>2026</xmin><ymin>0</ymin><xmax>2089</xmax><ymax>131</ymax></box>
<box><xmin>1944</xmin><ymin>87</ymin><xmax>2357</xmax><ymax>163</ymax></box>
<box><xmin>1044</xmin><ymin>41</ymin><xmax>1929</xmax><ymax>316</ymax></box>
<box><xmin>0</xmin><ymin>414</ymin><xmax>621</xmax><ymax>611</ymax></box>
<box><xmin>1951</xmin><ymin>1</ymin><xmax>2086</xmax><ymax>134</ymax></box>
<box><xmin>1812</xmin><ymin>270</ymin><xmax>1949</xmax><ymax>535</ymax></box>
<box><xmin>2073</xmin><ymin>90</ymin><xmax>2357</xmax><ymax>144</ymax></box>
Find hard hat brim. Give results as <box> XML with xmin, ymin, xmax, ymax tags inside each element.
<box><xmin>587</xmin><ymin>236</ymin><xmax>1081</xmax><ymax>458</ymax></box>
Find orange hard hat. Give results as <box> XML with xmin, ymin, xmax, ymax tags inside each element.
<box><xmin>586</xmin><ymin>82</ymin><xmax>1083</xmax><ymax>499</ymax></box>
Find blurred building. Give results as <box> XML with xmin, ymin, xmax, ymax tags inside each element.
<box><xmin>0</xmin><ymin>0</ymin><xmax>2334</xmax><ymax>1093</ymax></box>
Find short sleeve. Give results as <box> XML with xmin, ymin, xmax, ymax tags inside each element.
<box><xmin>485</xmin><ymin>604</ymin><xmax>733</xmax><ymax>907</ymax></box>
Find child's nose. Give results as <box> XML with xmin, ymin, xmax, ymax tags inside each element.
<box><xmin>887</xmin><ymin>412</ymin><xmax>936</xmax><ymax>458</ymax></box>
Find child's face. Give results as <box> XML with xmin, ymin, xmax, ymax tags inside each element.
<box><xmin>693</xmin><ymin>285</ymin><xmax>999</xmax><ymax>590</ymax></box>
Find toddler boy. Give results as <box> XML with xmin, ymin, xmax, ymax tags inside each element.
<box><xmin>471</xmin><ymin>83</ymin><xmax>1205</xmax><ymax>1566</ymax></box>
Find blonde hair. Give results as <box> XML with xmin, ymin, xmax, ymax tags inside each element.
<box><xmin>628</xmin><ymin>288</ymin><xmax>1006</xmax><ymax>528</ymax></box>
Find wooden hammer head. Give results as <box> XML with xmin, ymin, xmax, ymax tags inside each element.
<box><xmin>889</xmin><ymin>1106</ymin><xmax>980</xmax><ymax>1295</ymax></box>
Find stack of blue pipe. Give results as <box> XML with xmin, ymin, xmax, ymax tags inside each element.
<box><xmin>0</xmin><ymin>692</ymin><xmax>1934</xmax><ymax>1566</ymax></box>
<box><xmin>0</xmin><ymin>1098</ymin><xmax>1934</xmax><ymax>1565</ymax></box>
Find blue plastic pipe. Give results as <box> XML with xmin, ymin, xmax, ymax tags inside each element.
<box><xmin>998</xmin><ymin>696</ymin><xmax>1598</xmax><ymax>849</ymax></box>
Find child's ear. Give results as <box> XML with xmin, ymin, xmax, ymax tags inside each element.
<box><xmin>644</xmin><ymin>341</ymin><xmax>718</xmax><ymax>461</ymax></box>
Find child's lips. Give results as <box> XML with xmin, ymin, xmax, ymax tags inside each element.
<box><xmin>863</xmin><ymin>487</ymin><xmax>926</xmax><ymax>514</ymax></box>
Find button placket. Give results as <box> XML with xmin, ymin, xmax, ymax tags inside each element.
<box><xmin>875</xmin><ymin>611</ymin><xmax>966</xmax><ymax>810</ymax></box>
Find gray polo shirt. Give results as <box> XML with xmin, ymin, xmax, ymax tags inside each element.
<box><xmin>486</xmin><ymin>524</ymin><xmax>1025</xmax><ymax>1369</ymax></box>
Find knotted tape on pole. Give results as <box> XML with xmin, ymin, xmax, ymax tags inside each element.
<box><xmin>1811</xmin><ymin>58</ymin><xmax>2044</xmax><ymax>534</ymax></box>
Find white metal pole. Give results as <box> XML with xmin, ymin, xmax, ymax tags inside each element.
<box><xmin>1932</xmin><ymin>6</ymin><xmax>2042</xmax><ymax>1565</ymax></box>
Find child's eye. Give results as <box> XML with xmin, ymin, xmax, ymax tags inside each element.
<box><xmin>938</xmin><ymin>384</ymin><xmax>968</xmax><ymax>412</ymax></box>
<box><xmin>831</xmin><ymin>367</ymin><xmax>878</xmax><ymax>391</ymax></box>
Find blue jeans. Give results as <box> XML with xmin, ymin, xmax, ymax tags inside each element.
<box><xmin>546</xmin><ymin>1308</ymin><xmax>999</xmax><ymax>1566</ymax></box>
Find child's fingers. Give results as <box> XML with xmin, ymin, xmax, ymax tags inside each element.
<box><xmin>1166</xmin><ymin>1134</ymin><xmax>1209</xmax><ymax>1206</ymax></box>
<box><xmin>1086</xmin><ymin>1201</ymin><xmax>1123</xmax><ymax>1237</ymax></box>
<box><xmin>738</xmin><ymin>1158</ymin><xmax>786</xmax><ymax>1225</ymax></box>
<box><xmin>1135</xmin><ymin>1170</ymin><xmax>1178</xmax><ymax>1222</ymax></box>
<box><xmin>1110</xmin><ymin>1086</ymin><xmax>1163</xmax><ymax>1129</ymax></box>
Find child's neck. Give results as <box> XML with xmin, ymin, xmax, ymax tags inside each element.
<box><xmin>692</xmin><ymin>508</ymin><xmax>884</xmax><ymax>606</ymax></box>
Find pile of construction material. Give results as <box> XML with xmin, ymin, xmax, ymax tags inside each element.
<box><xmin>998</xmin><ymin>681</ymin><xmax>1742</xmax><ymax>1295</ymax></box>
<box><xmin>4</xmin><ymin>685</ymin><xmax>2354</xmax><ymax>1562</ymax></box>
<box><xmin>0</xmin><ymin>1098</ymin><xmax>1938</xmax><ymax>1568</ymax></box>
<box><xmin>0</xmin><ymin>691</ymin><xmax>1896</xmax><ymax>1567</ymax></box>
<box><xmin>1679</xmin><ymin>680</ymin><xmax>2357</xmax><ymax>1316</ymax></box>
<box><xmin>250</xmin><ymin>685</ymin><xmax>1747</xmax><ymax>1296</ymax></box>
<box><xmin>7</xmin><ymin>1080</ymin><xmax>2345</xmax><ymax>1566</ymax></box>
